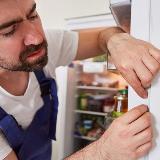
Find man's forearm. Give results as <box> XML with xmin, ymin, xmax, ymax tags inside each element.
<box><xmin>75</xmin><ymin>27</ymin><xmax>124</xmax><ymax>60</ymax></box>
<box><xmin>98</xmin><ymin>27</ymin><xmax>124</xmax><ymax>54</ymax></box>
<box><xmin>65</xmin><ymin>140</ymin><xmax>107</xmax><ymax>160</ymax></box>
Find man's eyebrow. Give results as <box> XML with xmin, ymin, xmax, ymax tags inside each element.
<box><xmin>27</xmin><ymin>3</ymin><xmax>37</xmax><ymax>18</ymax></box>
<box><xmin>0</xmin><ymin>18</ymin><xmax>23</xmax><ymax>31</ymax></box>
<box><xmin>0</xmin><ymin>3</ymin><xmax>37</xmax><ymax>31</ymax></box>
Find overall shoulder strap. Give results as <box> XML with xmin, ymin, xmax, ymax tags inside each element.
<box><xmin>34</xmin><ymin>70</ymin><xmax>47</xmax><ymax>83</ymax></box>
<box><xmin>0</xmin><ymin>107</ymin><xmax>7</xmax><ymax>120</ymax></box>
<box><xmin>34</xmin><ymin>70</ymin><xmax>59</xmax><ymax>140</ymax></box>
<box><xmin>34</xmin><ymin>70</ymin><xmax>52</xmax><ymax>97</ymax></box>
<box><xmin>0</xmin><ymin>107</ymin><xmax>24</xmax><ymax>151</ymax></box>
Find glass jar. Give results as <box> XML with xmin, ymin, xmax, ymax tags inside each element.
<box><xmin>78</xmin><ymin>93</ymin><xmax>88</xmax><ymax>110</ymax></box>
<box><xmin>112</xmin><ymin>89</ymin><xmax>128</xmax><ymax>118</ymax></box>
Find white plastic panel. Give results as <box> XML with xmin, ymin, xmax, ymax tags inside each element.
<box><xmin>130</xmin><ymin>0</ymin><xmax>160</xmax><ymax>159</ymax></box>
<box><xmin>129</xmin><ymin>0</ymin><xmax>151</xmax><ymax>107</ymax></box>
<box><xmin>147</xmin><ymin>0</ymin><xmax>160</xmax><ymax>159</ymax></box>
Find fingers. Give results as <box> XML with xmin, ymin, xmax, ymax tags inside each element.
<box><xmin>134</xmin><ymin>44</ymin><xmax>160</xmax><ymax>90</ymax></box>
<box><xmin>128</xmin><ymin>112</ymin><xmax>151</xmax><ymax>135</ymax></box>
<box><xmin>108</xmin><ymin>35</ymin><xmax>160</xmax><ymax>98</ymax></box>
<box><xmin>119</xmin><ymin>67</ymin><xmax>148</xmax><ymax>98</ymax></box>
<box><xmin>134</xmin><ymin>61</ymin><xmax>152</xmax><ymax>89</ymax></box>
<box><xmin>119</xmin><ymin>105</ymin><xmax>148</xmax><ymax>124</ymax></box>
<box><xmin>103</xmin><ymin>103</ymin><xmax>152</xmax><ymax>159</ymax></box>
<box><xmin>142</xmin><ymin>52</ymin><xmax>160</xmax><ymax>77</ymax></box>
<box><xmin>133</xmin><ymin>127</ymin><xmax>153</xmax><ymax>148</ymax></box>
<box><xmin>136</xmin><ymin>141</ymin><xmax>152</xmax><ymax>158</ymax></box>
<box><xmin>149</xmin><ymin>46</ymin><xmax>160</xmax><ymax>64</ymax></box>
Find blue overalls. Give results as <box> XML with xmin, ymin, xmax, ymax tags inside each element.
<box><xmin>0</xmin><ymin>70</ymin><xmax>59</xmax><ymax>160</ymax></box>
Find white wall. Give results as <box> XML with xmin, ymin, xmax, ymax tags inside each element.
<box><xmin>37</xmin><ymin>0</ymin><xmax>110</xmax><ymax>29</ymax></box>
<box><xmin>37</xmin><ymin>0</ymin><xmax>66</xmax><ymax>29</ymax></box>
<box><xmin>62</xmin><ymin>0</ymin><xmax>110</xmax><ymax>18</ymax></box>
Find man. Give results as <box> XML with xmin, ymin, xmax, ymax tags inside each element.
<box><xmin>0</xmin><ymin>0</ymin><xmax>159</xmax><ymax>160</ymax></box>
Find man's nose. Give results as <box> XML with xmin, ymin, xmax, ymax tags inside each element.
<box><xmin>23</xmin><ymin>22</ymin><xmax>43</xmax><ymax>46</ymax></box>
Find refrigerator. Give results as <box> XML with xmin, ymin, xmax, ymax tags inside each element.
<box><xmin>125</xmin><ymin>0</ymin><xmax>160</xmax><ymax>159</ymax></box>
<box><xmin>56</xmin><ymin>14</ymin><xmax>117</xmax><ymax>160</ymax></box>
<box><xmin>56</xmin><ymin>0</ymin><xmax>160</xmax><ymax>159</ymax></box>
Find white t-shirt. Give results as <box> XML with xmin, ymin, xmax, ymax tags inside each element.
<box><xmin>0</xmin><ymin>30</ymin><xmax>78</xmax><ymax>159</ymax></box>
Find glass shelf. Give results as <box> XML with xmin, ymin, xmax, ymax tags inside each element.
<box><xmin>74</xmin><ymin>109</ymin><xmax>110</xmax><ymax>116</ymax></box>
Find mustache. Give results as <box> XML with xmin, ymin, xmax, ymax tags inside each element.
<box><xmin>20</xmin><ymin>40</ymin><xmax>48</xmax><ymax>61</ymax></box>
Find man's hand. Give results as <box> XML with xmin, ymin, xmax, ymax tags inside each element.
<box><xmin>75</xmin><ymin>27</ymin><xmax>160</xmax><ymax>98</ymax></box>
<box><xmin>107</xmin><ymin>33</ymin><xmax>160</xmax><ymax>98</ymax></box>
<box><xmin>97</xmin><ymin>105</ymin><xmax>152</xmax><ymax>160</ymax></box>
<box><xmin>66</xmin><ymin>105</ymin><xmax>152</xmax><ymax>160</ymax></box>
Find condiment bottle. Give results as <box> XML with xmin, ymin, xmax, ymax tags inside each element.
<box><xmin>112</xmin><ymin>89</ymin><xmax>128</xmax><ymax>118</ymax></box>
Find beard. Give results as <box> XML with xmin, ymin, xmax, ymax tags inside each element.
<box><xmin>0</xmin><ymin>40</ymin><xmax>48</xmax><ymax>72</ymax></box>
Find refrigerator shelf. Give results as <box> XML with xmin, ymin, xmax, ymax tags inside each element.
<box><xmin>74</xmin><ymin>135</ymin><xmax>97</xmax><ymax>141</ymax></box>
<box><xmin>74</xmin><ymin>109</ymin><xmax>110</xmax><ymax>116</ymax></box>
<box><xmin>77</xmin><ymin>85</ymin><xmax>118</xmax><ymax>92</ymax></box>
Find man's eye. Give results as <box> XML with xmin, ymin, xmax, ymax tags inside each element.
<box><xmin>2</xmin><ymin>27</ymin><xmax>16</xmax><ymax>38</ymax></box>
<box><xmin>29</xmin><ymin>14</ymin><xmax>38</xmax><ymax>21</ymax></box>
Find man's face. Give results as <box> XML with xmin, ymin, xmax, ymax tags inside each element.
<box><xmin>0</xmin><ymin>0</ymin><xmax>48</xmax><ymax>72</ymax></box>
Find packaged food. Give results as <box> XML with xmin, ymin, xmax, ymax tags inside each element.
<box><xmin>102</xmin><ymin>97</ymin><xmax>115</xmax><ymax>113</ymax></box>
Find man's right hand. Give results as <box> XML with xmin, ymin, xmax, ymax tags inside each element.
<box><xmin>107</xmin><ymin>33</ymin><xmax>160</xmax><ymax>98</ymax></box>
<box><xmin>97</xmin><ymin>105</ymin><xmax>152</xmax><ymax>160</ymax></box>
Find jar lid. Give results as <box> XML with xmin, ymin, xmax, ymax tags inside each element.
<box><xmin>119</xmin><ymin>89</ymin><xmax>128</xmax><ymax>95</ymax></box>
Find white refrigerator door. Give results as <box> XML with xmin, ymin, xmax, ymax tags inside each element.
<box><xmin>129</xmin><ymin>0</ymin><xmax>160</xmax><ymax>159</ymax></box>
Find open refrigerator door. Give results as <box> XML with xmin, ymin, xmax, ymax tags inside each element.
<box><xmin>119</xmin><ymin>0</ymin><xmax>160</xmax><ymax>159</ymax></box>
<box><xmin>109</xmin><ymin>0</ymin><xmax>131</xmax><ymax>32</ymax></box>
<box><xmin>110</xmin><ymin>0</ymin><xmax>152</xmax><ymax>159</ymax></box>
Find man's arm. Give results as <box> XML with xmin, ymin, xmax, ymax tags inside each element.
<box><xmin>65</xmin><ymin>105</ymin><xmax>152</xmax><ymax>160</ymax></box>
<box><xmin>75</xmin><ymin>27</ymin><xmax>124</xmax><ymax>60</ymax></box>
<box><xmin>76</xmin><ymin>27</ymin><xmax>160</xmax><ymax>98</ymax></box>
<box><xmin>65</xmin><ymin>140</ymin><xmax>103</xmax><ymax>160</ymax></box>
